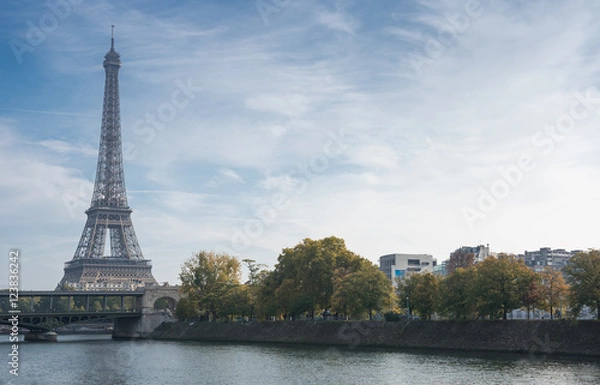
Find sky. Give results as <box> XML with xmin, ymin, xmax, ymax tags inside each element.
<box><xmin>2</xmin><ymin>0</ymin><xmax>600</xmax><ymax>290</ymax></box>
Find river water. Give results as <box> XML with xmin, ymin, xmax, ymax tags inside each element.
<box><xmin>1</xmin><ymin>335</ymin><xmax>599</xmax><ymax>385</ymax></box>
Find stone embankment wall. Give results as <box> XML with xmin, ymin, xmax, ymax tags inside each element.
<box><xmin>151</xmin><ymin>319</ymin><xmax>600</xmax><ymax>357</ymax></box>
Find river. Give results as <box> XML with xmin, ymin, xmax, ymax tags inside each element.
<box><xmin>1</xmin><ymin>335</ymin><xmax>599</xmax><ymax>385</ymax></box>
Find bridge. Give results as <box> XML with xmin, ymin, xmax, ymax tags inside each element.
<box><xmin>0</xmin><ymin>286</ymin><xmax>181</xmax><ymax>339</ymax></box>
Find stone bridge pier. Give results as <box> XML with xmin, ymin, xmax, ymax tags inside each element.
<box><xmin>113</xmin><ymin>286</ymin><xmax>181</xmax><ymax>339</ymax></box>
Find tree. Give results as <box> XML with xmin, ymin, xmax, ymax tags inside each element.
<box><xmin>275</xmin><ymin>278</ymin><xmax>309</xmax><ymax>320</ymax></box>
<box><xmin>270</xmin><ymin>236</ymin><xmax>364</xmax><ymax>318</ymax></box>
<box><xmin>242</xmin><ymin>259</ymin><xmax>267</xmax><ymax>321</ymax></box>
<box><xmin>447</xmin><ymin>250</ymin><xmax>475</xmax><ymax>275</ymax></box>
<box><xmin>179</xmin><ymin>251</ymin><xmax>242</xmax><ymax>321</ymax></box>
<box><xmin>539</xmin><ymin>267</ymin><xmax>568</xmax><ymax>319</ymax></box>
<box><xmin>254</xmin><ymin>270</ymin><xmax>279</xmax><ymax>320</ymax></box>
<box><xmin>403</xmin><ymin>272</ymin><xmax>439</xmax><ymax>319</ymax></box>
<box><xmin>48</xmin><ymin>295</ymin><xmax>76</xmax><ymax>313</ymax></box>
<box><xmin>474</xmin><ymin>254</ymin><xmax>535</xmax><ymax>319</ymax></box>
<box><xmin>55</xmin><ymin>283</ymin><xmax>75</xmax><ymax>291</ymax></box>
<box><xmin>221</xmin><ymin>284</ymin><xmax>251</xmax><ymax>321</ymax></box>
<box><xmin>396</xmin><ymin>275</ymin><xmax>416</xmax><ymax>317</ymax></box>
<box><xmin>331</xmin><ymin>261</ymin><xmax>393</xmax><ymax>320</ymax></box>
<box><xmin>520</xmin><ymin>280</ymin><xmax>542</xmax><ymax>320</ymax></box>
<box><xmin>243</xmin><ymin>259</ymin><xmax>266</xmax><ymax>285</ymax></box>
<box><xmin>439</xmin><ymin>267</ymin><xmax>478</xmax><ymax>320</ymax></box>
<box><xmin>175</xmin><ymin>297</ymin><xmax>198</xmax><ymax>319</ymax></box>
<box><xmin>564</xmin><ymin>250</ymin><xmax>600</xmax><ymax>320</ymax></box>
<box><xmin>397</xmin><ymin>272</ymin><xmax>440</xmax><ymax>319</ymax></box>
<box><xmin>330</xmin><ymin>273</ymin><xmax>356</xmax><ymax>319</ymax></box>
<box><xmin>357</xmin><ymin>265</ymin><xmax>395</xmax><ymax>319</ymax></box>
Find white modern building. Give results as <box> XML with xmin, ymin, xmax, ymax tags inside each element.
<box><xmin>379</xmin><ymin>253</ymin><xmax>436</xmax><ymax>285</ymax></box>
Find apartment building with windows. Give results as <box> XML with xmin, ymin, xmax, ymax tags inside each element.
<box><xmin>518</xmin><ymin>247</ymin><xmax>582</xmax><ymax>272</ymax></box>
<box><xmin>379</xmin><ymin>253</ymin><xmax>436</xmax><ymax>286</ymax></box>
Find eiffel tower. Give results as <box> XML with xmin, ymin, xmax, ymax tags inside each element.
<box><xmin>59</xmin><ymin>27</ymin><xmax>157</xmax><ymax>291</ymax></box>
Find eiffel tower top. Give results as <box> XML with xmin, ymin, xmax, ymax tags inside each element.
<box><xmin>104</xmin><ymin>25</ymin><xmax>121</xmax><ymax>67</ymax></box>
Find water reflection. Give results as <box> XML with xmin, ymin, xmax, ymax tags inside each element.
<box><xmin>0</xmin><ymin>336</ymin><xmax>598</xmax><ymax>385</ymax></box>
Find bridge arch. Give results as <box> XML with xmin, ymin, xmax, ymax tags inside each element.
<box><xmin>141</xmin><ymin>286</ymin><xmax>181</xmax><ymax>313</ymax></box>
<box><xmin>153</xmin><ymin>296</ymin><xmax>177</xmax><ymax>311</ymax></box>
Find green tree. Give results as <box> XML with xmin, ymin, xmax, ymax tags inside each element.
<box><xmin>330</xmin><ymin>272</ymin><xmax>356</xmax><ymax>319</ymax></box>
<box><xmin>271</xmin><ymin>236</ymin><xmax>364</xmax><ymax>318</ymax></box>
<box><xmin>175</xmin><ymin>297</ymin><xmax>198</xmax><ymax>319</ymax></box>
<box><xmin>397</xmin><ymin>272</ymin><xmax>439</xmax><ymax>320</ymax></box>
<box><xmin>107</xmin><ymin>296</ymin><xmax>123</xmax><ymax>311</ymax></box>
<box><xmin>18</xmin><ymin>297</ymin><xmax>34</xmax><ymax>312</ymax></box>
<box><xmin>50</xmin><ymin>295</ymin><xmax>76</xmax><ymax>312</ymax></box>
<box><xmin>439</xmin><ymin>267</ymin><xmax>478</xmax><ymax>320</ymax></box>
<box><xmin>331</xmin><ymin>261</ymin><xmax>393</xmax><ymax>319</ymax></box>
<box><xmin>357</xmin><ymin>264</ymin><xmax>395</xmax><ymax>319</ymax></box>
<box><xmin>564</xmin><ymin>250</ymin><xmax>600</xmax><ymax>320</ymax></box>
<box><xmin>179</xmin><ymin>250</ymin><xmax>242</xmax><ymax>321</ymax></box>
<box><xmin>221</xmin><ymin>284</ymin><xmax>251</xmax><ymax>321</ymax></box>
<box><xmin>55</xmin><ymin>283</ymin><xmax>75</xmax><ymax>291</ymax></box>
<box><xmin>92</xmin><ymin>300</ymin><xmax>103</xmax><ymax>312</ymax></box>
<box><xmin>254</xmin><ymin>270</ymin><xmax>279</xmax><ymax>320</ymax></box>
<box><xmin>275</xmin><ymin>278</ymin><xmax>310</xmax><ymax>319</ymax></box>
<box><xmin>396</xmin><ymin>275</ymin><xmax>415</xmax><ymax>317</ymax></box>
<box><xmin>242</xmin><ymin>259</ymin><xmax>267</xmax><ymax>321</ymax></box>
<box><xmin>474</xmin><ymin>254</ymin><xmax>535</xmax><ymax>319</ymax></box>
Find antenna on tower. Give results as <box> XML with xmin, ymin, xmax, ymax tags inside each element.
<box><xmin>111</xmin><ymin>25</ymin><xmax>115</xmax><ymax>49</ymax></box>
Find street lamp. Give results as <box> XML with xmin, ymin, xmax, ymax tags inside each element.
<box><xmin>406</xmin><ymin>296</ymin><xmax>410</xmax><ymax>319</ymax></box>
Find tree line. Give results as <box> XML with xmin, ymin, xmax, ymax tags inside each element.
<box><xmin>177</xmin><ymin>236</ymin><xmax>600</xmax><ymax>321</ymax></box>
<box><xmin>396</xmin><ymin>251</ymin><xmax>599</xmax><ymax>320</ymax></box>
<box><xmin>177</xmin><ymin>236</ymin><xmax>392</xmax><ymax>321</ymax></box>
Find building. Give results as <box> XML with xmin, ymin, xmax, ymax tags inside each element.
<box><xmin>432</xmin><ymin>260</ymin><xmax>448</xmax><ymax>276</ymax></box>
<box><xmin>518</xmin><ymin>247</ymin><xmax>582</xmax><ymax>273</ymax></box>
<box><xmin>58</xmin><ymin>30</ymin><xmax>157</xmax><ymax>291</ymax></box>
<box><xmin>444</xmin><ymin>244</ymin><xmax>490</xmax><ymax>274</ymax></box>
<box><xmin>379</xmin><ymin>253</ymin><xmax>436</xmax><ymax>285</ymax></box>
<box><xmin>451</xmin><ymin>244</ymin><xmax>490</xmax><ymax>264</ymax></box>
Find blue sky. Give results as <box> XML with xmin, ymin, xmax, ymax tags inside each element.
<box><xmin>2</xmin><ymin>0</ymin><xmax>600</xmax><ymax>289</ymax></box>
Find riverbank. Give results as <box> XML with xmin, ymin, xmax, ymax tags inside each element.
<box><xmin>151</xmin><ymin>319</ymin><xmax>600</xmax><ymax>357</ymax></box>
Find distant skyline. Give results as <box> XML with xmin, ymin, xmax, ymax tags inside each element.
<box><xmin>2</xmin><ymin>1</ymin><xmax>600</xmax><ymax>290</ymax></box>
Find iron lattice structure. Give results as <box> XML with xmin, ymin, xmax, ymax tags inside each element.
<box><xmin>60</xmin><ymin>31</ymin><xmax>157</xmax><ymax>291</ymax></box>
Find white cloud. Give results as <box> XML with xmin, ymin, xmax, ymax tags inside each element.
<box><xmin>36</xmin><ymin>139</ymin><xmax>97</xmax><ymax>157</ymax></box>
<box><xmin>3</xmin><ymin>0</ymin><xmax>600</xmax><ymax>289</ymax></box>
<box><xmin>219</xmin><ymin>168</ymin><xmax>244</xmax><ymax>184</ymax></box>
<box><xmin>0</xmin><ymin>125</ymin><xmax>92</xmax><ymax>221</ymax></box>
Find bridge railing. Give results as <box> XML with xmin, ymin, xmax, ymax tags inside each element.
<box><xmin>0</xmin><ymin>291</ymin><xmax>145</xmax><ymax>315</ymax></box>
